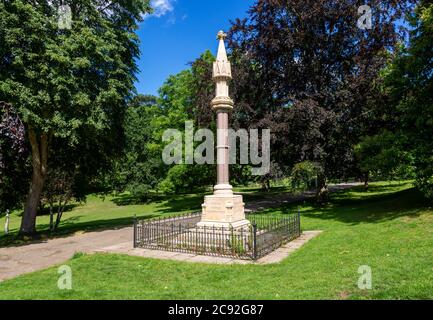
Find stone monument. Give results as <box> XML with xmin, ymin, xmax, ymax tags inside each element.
<box><xmin>197</xmin><ymin>31</ymin><xmax>250</xmax><ymax>229</ymax></box>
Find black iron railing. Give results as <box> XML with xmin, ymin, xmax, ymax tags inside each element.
<box><xmin>248</xmin><ymin>213</ymin><xmax>301</xmax><ymax>259</ymax></box>
<box><xmin>133</xmin><ymin>211</ymin><xmax>301</xmax><ymax>260</ymax></box>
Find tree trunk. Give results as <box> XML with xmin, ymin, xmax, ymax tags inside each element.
<box><xmin>5</xmin><ymin>209</ymin><xmax>10</xmax><ymax>235</ymax></box>
<box><xmin>316</xmin><ymin>174</ymin><xmax>329</xmax><ymax>204</ymax></box>
<box><xmin>261</xmin><ymin>179</ymin><xmax>271</xmax><ymax>192</ymax></box>
<box><xmin>19</xmin><ymin>129</ymin><xmax>48</xmax><ymax>236</ymax></box>
<box><xmin>54</xmin><ymin>198</ymin><xmax>63</xmax><ymax>231</ymax></box>
<box><xmin>364</xmin><ymin>172</ymin><xmax>369</xmax><ymax>190</ymax></box>
<box><xmin>49</xmin><ymin>202</ymin><xmax>54</xmax><ymax>232</ymax></box>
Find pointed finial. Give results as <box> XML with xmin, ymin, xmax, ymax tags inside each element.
<box><xmin>217</xmin><ymin>30</ymin><xmax>227</xmax><ymax>41</ymax></box>
<box><xmin>213</xmin><ymin>29</ymin><xmax>232</xmax><ymax>81</ymax></box>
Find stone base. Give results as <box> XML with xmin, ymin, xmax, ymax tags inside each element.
<box><xmin>198</xmin><ymin>194</ymin><xmax>250</xmax><ymax>229</ymax></box>
<box><xmin>196</xmin><ymin>219</ymin><xmax>251</xmax><ymax>230</ymax></box>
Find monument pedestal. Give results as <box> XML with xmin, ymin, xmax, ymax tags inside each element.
<box><xmin>197</xmin><ymin>193</ymin><xmax>250</xmax><ymax>229</ymax></box>
<box><xmin>197</xmin><ymin>31</ymin><xmax>250</xmax><ymax>231</ymax></box>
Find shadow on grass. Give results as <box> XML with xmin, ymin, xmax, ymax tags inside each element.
<box><xmin>272</xmin><ymin>187</ymin><xmax>430</xmax><ymax>225</ymax></box>
<box><xmin>110</xmin><ymin>186</ymin><xmax>214</xmax><ymax>207</ymax></box>
<box><xmin>331</xmin><ymin>181</ymin><xmax>411</xmax><ymax>199</ymax></box>
<box><xmin>152</xmin><ymin>194</ymin><xmax>204</xmax><ymax>214</ymax></box>
<box><xmin>146</xmin><ymin>188</ymin><xmax>299</xmax><ymax>214</ymax></box>
<box><xmin>9</xmin><ymin>204</ymin><xmax>80</xmax><ymax>218</ymax></box>
<box><xmin>110</xmin><ymin>193</ymin><xmax>154</xmax><ymax>206</ymax></box>
<box><xmin>37</xmin><ymin>204</ymin><xmax>80</xmax><ymax>217</ymax></box>
<box><xmin>109</xmin><ymin>186</ymin><xmax>294</xmax><ymax>211</ymax></box>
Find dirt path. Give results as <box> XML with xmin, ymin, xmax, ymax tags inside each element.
<box><xmin>0</xmin><ymin>183</ymin><xmax>359</xmax><ymax>282</ymax></box>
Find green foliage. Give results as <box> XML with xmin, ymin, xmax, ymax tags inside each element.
<box><xmin>0</xmin><ymin>102</ymin><xmax>29</xmax><ymax>212</ymax></box>
<box><xmin>127</xmin><ymin>183</ymin><xmax>153</xmax><ymax>203</ymax></box>
<box><xmin>0</xmin><ymin>1</ymin><xmax>150</xmax><ymax>142</ymax></box>
<box><xmin>110</xmin><ymin>54</ymin><xmax>218</xmax><ymax>198</ymax></box>
<box><xmin>72</xmin><ymin>252</ymin><xmax>86</xmax><ymax>260</ymax></box>
<box><xmin>191</xmin><ymin>0</ymin><xmax>415</xmax><ymax>186</ymax></box>
<box><xmin>158</xmin><ymin>165</ymin><xmax>213</xmax><ymax>194</ymax></box>
<box><xmin>291</xmin><ymin>161</ymin><xmax>322</xmax><ymax>191</ymax></box>
<box><xmin>354</xmin><ymin>131</ymin><xmax>415</xmax><ymax>180</ymax></box>
<box><xmin>0</xmin><ymin>1</ymin><xmax>152</xmax><ymax>232</ymax></box>
<box><xmin>108</xmin><ymin>94</ymin><xmax>163</xmax><ymax>199</ymax></box>
<box><xmin>382</xmin><ymin>1</ymin><xmax>433</xmax><ymax>198</ymax></box>
<box><xmin>41</xmin><ymin>164</ymin><xmax>88</xmax><ymax>231</ymax></box>
<box><xmin>228</xmin><ymin>231</ymin><xmax>246</xmax><ymax>255</ymax></box>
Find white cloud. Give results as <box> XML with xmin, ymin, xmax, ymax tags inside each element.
<box><xmin>149</xmin><ymin>0</ymin><xmax>175</xmax><ymax>18</ymax></box>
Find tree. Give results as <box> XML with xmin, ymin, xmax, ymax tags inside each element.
<box><xmin>0</xmin><ymin>101</ymin><xmax>29</xmax><ymax>214</ymax></box>
<box><xmin>42</xmin><ymin>167</ymin><xmax>86</xmax><ymax>232</ymax></box>
<box><xmin>108</xmin><ymin>94</ymin><xmax>164</xmax><ymax>201</ymax></box>
<box><xmin>291</xmin><ymin>161</ymin><xmax>322</xmax><ymax>191</ymax></box>
<box><xmin>192</xmin><ymin>0</ymin><xmax>415</xmax><ymax>200</ymax></box>
<box><xmin>109</xmin><ymin>64</ymin><xmax>217</xmax><ymax>201</ymax></box>
<box><xmin>154</xmin><ymin>64</ymin><xmax>215</xmax><ymax>194</ymax></box>
<box><xmin>189</xmin><ymin>50</ymin><xmax>217</xmax><ymax>127</ymax></box>
<box><xmin>0</xmin><ymin>1</ymin><xmax>151</xmax><ymax>235</ymax></box>
<box><xmin>41</xmin><ymin>137</ymin><xmax>90</xmax><ymax>232</ymax></box>
<box><xmin>382</xmin><ymin>0</ymin><xmax>433</xmax><ymax>198</ymax></box>
<box><xmin>354</xmin><ymin>131</ymin><xmax>415</xmax><ymax>187</ymax></box>
<box><xmin>158</xmin><ymin>164</ymin><xmax>214</xmax><ymax>194</ymax></box>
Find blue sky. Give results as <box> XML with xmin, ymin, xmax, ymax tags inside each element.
<box><xmin>135</xmin><ymin>0</ymin><xmax>255</xmax><ymax>96</ymax></box>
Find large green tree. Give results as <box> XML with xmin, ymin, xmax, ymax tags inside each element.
<box><xmin>114</xmin><ymin>61</ymin><xmax>217</xmax><ymax>198</ymax></box>
<box><xmin>0</xmin><ymin>101</ymin><xmax>29</xmax><ymax>214</ymax></box>
<box><xmin>108</xmin><ymin>94</ymin><xmax>164</xmax><ymax>200</ymax></box>
<box><xmin>354</xmin><ymin>131</ymin><xmax>415</xmax><ymax>186</ymax></box>
<box><xmin>0</xmin><ymin>1</ymin><xmax>151</xmax><ymax>234</ymax></box>
<box><xmin>193</xmin><ymin>0</ymin><xmax>416</xmax><ymax>200</ymax></box>
<box><xmin>382</xmin><ymin>0</ymin><xmax>433</xmax><ymax>198</ymax></box>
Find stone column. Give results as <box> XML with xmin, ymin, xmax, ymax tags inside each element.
<box><xmin>198</xmin><ymin>31</ymin><xmax>250</xmax><ymax>229</ymax></box>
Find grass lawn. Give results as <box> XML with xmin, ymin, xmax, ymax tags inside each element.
<box><xmin>1</xmin><ymin>181</ymin><xmax>432</xmax><ymax>299</ymax></box>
